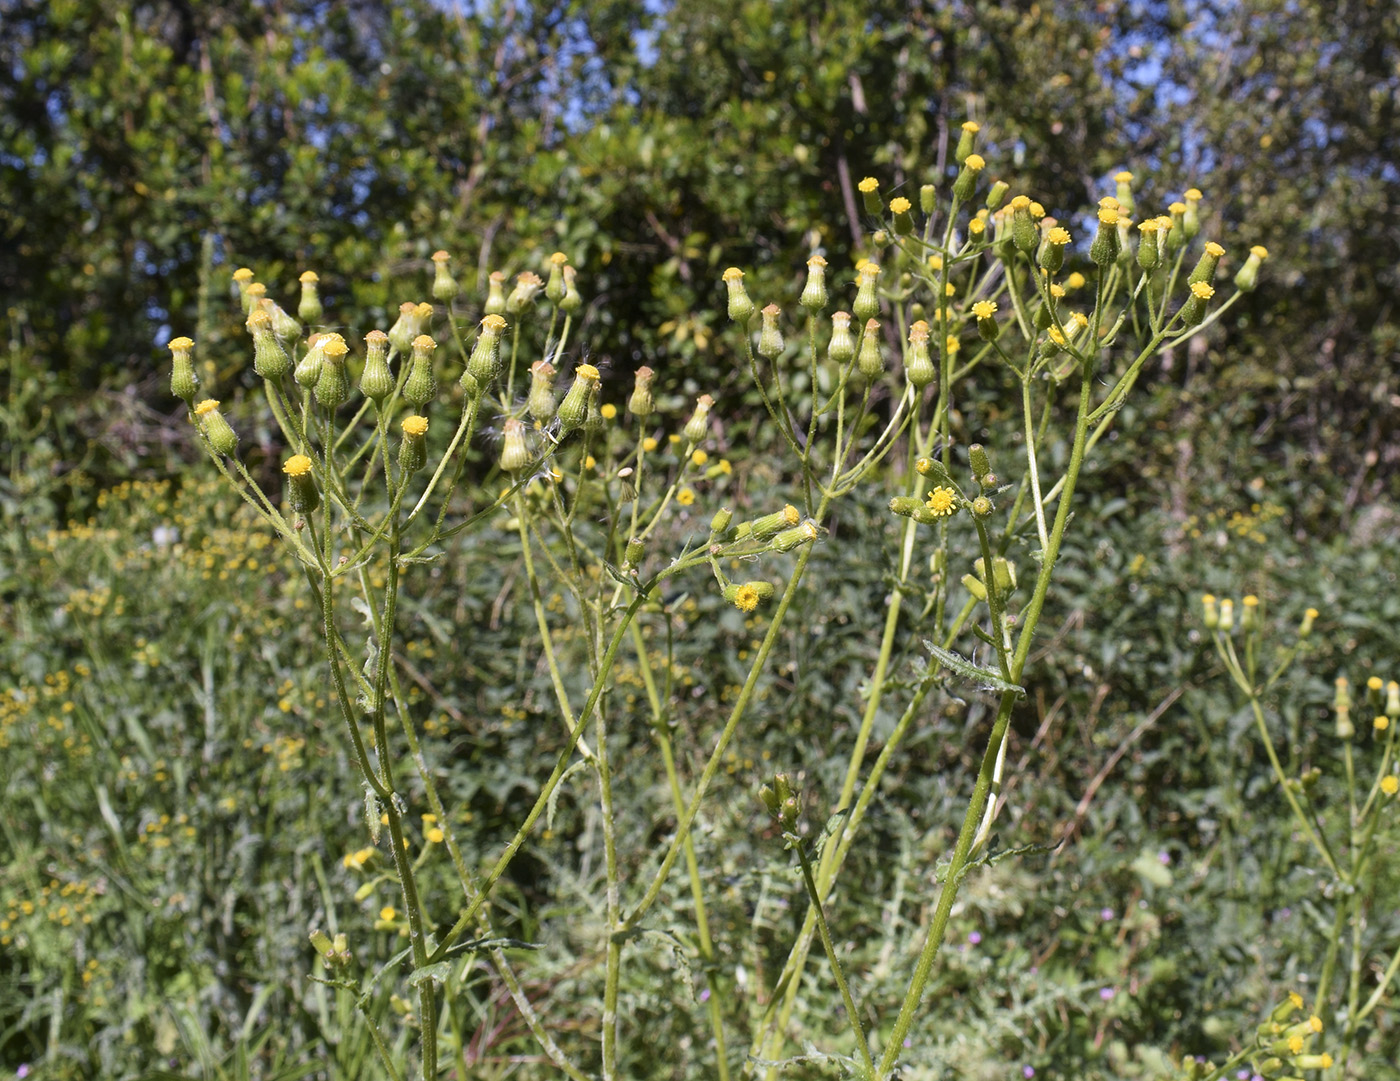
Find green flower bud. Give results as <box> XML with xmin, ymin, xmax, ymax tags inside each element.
<box><xmin>283</xmin><ymin>454</ymin><xmax>320</xmax><ymax>514</ymax></box>
<box><xmin>294</xmin><ymin>333</ymin><xmax>330</xmax><ymax>388</ymax></box>
<box><xmin>905</xmin><ymin>320</ymin><xmax>935</xmax><ymax>389</ymax></box>
<box><xmin>398</xmin><ymin>414</ymin><xmax>429</xmax><ymax>474</ymax></box>
<box><xmin>800</xmin><ymin>255</ymin><xmax>829</xmax><ymax>311</ymax></box>
<box><xmin>388</xmin><ymin>301</ymin><xmax>427</xmax><ymax>356</ymax></box>
<box><xmin>168</xmin><ymin>336</ymin><xmax>199</xmax><ymax>403</ymax></box>
<box><xmin>1010</xmin><ymin>196</ymin><xmax>1038</xmax><ymax>254</ymax></box>
<box><xmin>748</xmin><ymin>504</ymin><xmax>801</xmax><ymax>540</ymax></box>
<box><xmin>403</xmin><ymin>334</ymin><xmax>438</xmax><ymax>407</ymax></box>
<box><xmin>241</xmin><ymin>281</ymin><xmax>267</xmax><ymax>317</ymax></box>
<box><xmin>985</xmin><ymin>180</ymin><xmax>1009</xmax><ymax>211</ymax></box>
<box><xmin>314</xmin><ymin>337</ymin><xmax>352</xmax><ymax>408</ymax></box>
<box><xmin>624</xmin><ymin>536</ymin><xmax>645</xmax><ymax>566</ymax></box>
<box><xmin>772</xmin><ymin>519</ymin><xmax>820</xmax><ymax>552</ymax></box>
<box><xmin>955</xmin><ymin>120</ymin><xmax>980</xmax><ymax>163</ymax></box>
<box><xmin>858</xmin><ymin>176</ymin><xmax>882</xmax><ymax>216</ymax></box>
<box><xmin>853</xmin><ymin>262</ymin><xmax>880</xmax><ymax>322</ymax></box>
<box><xmin>522</xmin><ymin>360</ymin><xmax>555</xmax><ymax>422</ymax></box>
<box><xmin>857</xmin><ymin>318</ymin><xmax>885</xmax><ymax>381</ymax></box>
<box><xmin>627</xmin><ymin>365</ymin><xmax>655</xmax><ymax>417</ymax></box>
<box><xmin>194</xmin><ymin>399</ymin><xmax>238</xmax><ymax>457</ymax></box>
<box><xmin>1202</xmin><ymin>594</ymin><xmax>1220</xmax><ymax>629</ymax></box>
<box><xmin>1113</xmin><ymin>171</ymin><xmax>1136</xmax><ymax>216</ymax></box>
<box><xmin>507</xmin><ymin>271</ymin><xmax>544</xmax><ymax>315</ymax></box>
<box><xmin>827</xmin><ymin>311</ymin><xmax>857</xmax><ymax>365</ymax></box>
<box><xmin>263</xmin><ymin>298</ymin><xmax>301</xmax><ymax>343</ymax></box>
<box><xmin>359</xmin><ymin>330</ymin><xmax>394</xmax><ymax>402</ymax></box>
<box><xmin>969</xmin><ymin>443</ymin><xmax>991</xmax><ymax>480</ymax></box>
<box><xmin>557</xmin><ymin>363</ymin><xmax>600</xmax><ymax>434</ymax></box>
<box><xmin>889</xmin><ymin>196</ymin><xmax>915</xmax><ymax>236</ymax></box>
<box><xmin>483</xmin><ymin>271</ymin><xmax>508</xmax><ymax>317</ymax></box>
<box><xmin>245</xmin><ymin>310</ymin><xmax>291</xmax><ymax>380</ymax></box>
<box><xmin>431</xmin><ymin>250</ymin><xmax>460</xmax><ymax>302</ymax></box>
<box><xmin>298</xmin><ymin>271</ymin><xmax>324</xmax><ymax>324</ymax></box>
<box><xmin>1188</xmin><ymin>241</ymin><xmax>1225</xmax><ymax>287</ymax></box>
<box><xmin>1090</xmin><ymin>207</ymin><xmax>1121</xmax><ymax>266</ymax></box>
<box><xmin>972</xmin><ymin>495</ymin><xmax>994</xmax><ymax>518</ymax></box>
<box><xmin>1234</xmin><ymin>245</ymin><xmax>1267</xmax><ymax>291</ymax></box>
<box><xmin>1182</xmin><ymin>188</ymin><xmax>1203</xmax><ymax>238</ymax></box>
<box><xmin>722</xmin><ymin>267</ymin><xmax>756</xmax><ymax>324</ymax></box>
<box><xmin>545</xmin><ymin>252</ymin><xmax>568</xmax><ymax>305</ymax></box>
<box><xmin>709</xmin><ymin>507</ymin><xmax>733</xmax><ymax>535</ymax></box>
<box><xmin>232</xmin><ymin>267</ymin><xmax>254</xmax><ymax>308</ymax></box>
<box><xmin>499</xmin><ymin>417</ymin><xmax>530</xmax><ymax>473</ymax></box>
<box><xmin>1165</xmin><ymin>203</ymin><xmax>1187</xmax><ymax>254</ymax></box>
<box><xmin>1136</xmin><ymin>219</ymin><xmax>1162</xmax><ymax>271</ymax></box>
<box><xmin>919</xmin><ymin>184</ymin><xmax>937</xmax><ymax>215</ymax></box>
<box><xmin>953</xmin><ymin>153</ymin><xmax>985</xmax><ymax>202</ymax></box>
<box><xmin>757</xmin><ymin>304</ymin><xmax>784</xmax><ymax>358</ymax></box>
<box><xmin>683</xmin><ymin>394</ymin><xmax>713</xmax><ymax>446</ymax></box>
<box><xmin>1335</xmin><ymin>677</ymin><xmax>1354</xmax><ymax>740</ymax></box>
<box><xmin>466</xmin><ymin>314</ymin><xmax>507</xmax><ymax>390</ymax></box>
<box><xmin>560</xmin><ymin>264</ymin><xmax>583</xmax><ymax>312</ymax></box>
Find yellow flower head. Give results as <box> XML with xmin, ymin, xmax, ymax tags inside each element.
<box><xmin>1069</xmin><ymin>312</ymin><xmax>1089</xmax><ymax>330</ymax></box>
<box><xmin>1138</xmin><ymin>218</ymin><xmax>1161</xmax><ymax>233</ymax></box>
<box><xmin>964</xmin><ymin>153</ymin><xmax>986</xmax><ymax>171</ymax></box>
<box><xmin>642</xmin><ymin>437</ymin><xmax>658</xmax><ymax>452</ymax></box>
<box><xmin>691</xmin><ymin>449</ymin><xmax>709</xmax><ymax>466</ymax></box>
<box><xmin>550</xmin><ymin>251</ymin><xmax>568</xmax><ymax>266</ymax></box>
<box><xmin>1029</xmin><ymin>201</ymin><xmax>1046</xmax><ymax>218</ymax></box>
<box><xmin>576</xmin><ymin>363</ymin><xmax>601</xmax><ymax>381</ymax></box>
<box><xmin>1114</xmin><ymin>170</ymin><xmax>1134</xmax><ymax>183</ymax></box>
<box><xmin>1169</xmin><ymin>201</ymin><xmax>1187</xmax><ymax>215</ymax></box>
<box><xmin>299</xmin><ymin>270</ymin><xmax>319</xmax><ymax>284</ymax></box>
<box><xmin>1048</xmin><ymin>326</ymin><xmax>1067</xmax><ymax>346</ymax></box>
<box><xmin>733</xmin><ymin>583</ymin><xmax>761</xmax><ymax>613</ymax></box>
<box><xmin>961</xmin><ymin>121</ymin><xmax>981</xmax><ymax>133</ymax></box>
<box><xmin>1251</xmin><ymin>245</ymin><xmax>1269</xmax><ymax>259</ymax></box>
<box><xmin>168</xmin><ymin>336</ymin><xmax>194</xmax><ymax>353</ymax></box>
<box><xmin>723</xmin><ymin>267</ymin><xmax>744</xmax><ymax>282</ymax></box>
<box><xmin>1010</xmin><ymin>195</ymin><xmax>1032</xmax><ymax>210</ymax></box>
<box><xmin>283</xmin><ymin>454</ymin><xmax>313</xmax><ymax>477</ymax></box>
<box><xmin>194</xmin><ymin>399</ymin><xmax>220</xmax><ymax>417</ymax></box>
<box><xmin>808</xmin><ymin>254</ymin><xmax>828</xmax><ymax>268</ymax></box>
<box><xmin>1204</xmin><ymin>241</ymin><xmax>1225</xmax><ymax>257</ymax></box>
<box><xmin>677</xmin><ymin>487</ymin><xmax>696</xmax><ymax>507</ymax></box>
<box><xmin>600</xmin><ymin>403</ymin><xmax>618</xmax><ymax>420</ymax></box>
<box><xmin>969</xmin><ymin>217</ymin><xmax>986</xmax><ymax>235</ymax></box>
<box><xmin>1382</xmin><ymin>775</ymin><xmax>1399</xmax><ymax>796</ymax></box>
<box><xmin>972</xmin><ymin>300</ymin><xmax>998</xmax><ymax>319</ymax></box>
<box><xmin>401</xmin><ymin>415</ymin><xmax>429</xmax><ymax>438</ymax></box>
<box><xmin>1374</xmin><ymin>715</ymin><xmax>1389</xmax><ymax>732</ymax></box>
<box><xmin>232</xmin><ymin>268</ymin><xmax>253</xmax><ymax>284</ymax></box>
<box><xmin>1047</xmin><ymin>226</ymin><xmax>1072</xmax><ymax>246</ymax></box>
<box><xmin>1184</xmin><ymin>187</ymin><xmax>1203</xmax><ymax>202</ymax></box>
<box><xmin>1066</xmin><ymin>272</ymin><xmax>1087</xmax><ymax>289</ymax></box>
<box><xmin>1190</xmin><ymin>281</ymin><xmax>1215</xmax><ymax>300</ymax></box>
<box><xmin>1098</xmin><ymin>207</ymin><xmax>1120</xmax><ymax>225</ymax></box>
<box><xmin>412</xmin><ymin>333</ymin><xmax>436</xmax><ymax>353</ymax></box>
<box><xmin>858</xmin><ymin>177</ymin><xmax>879</xmax><ymax>194</ymax></box>
<box><xmin>379</xmin><ymin>906</ymin><xmax>397</xmax><ymax>922</ymax></box>
<box><xmin>1288</xmin><ymin>1035</ymin><xmax>1304</xmax><ymax>1056</ymax></box>
<box><xmin>1099</xmin><ymin>196</ymin><xmax>1121</xmax><ymax>210</ymax></box>
<box><xmin>945</xmin><ymin>335</ymin><xmax>960</xmax><ymax>355</ymax></box>
<box><xmin>1050</xmin><ymin>283</ymin><xmax>1066</xmax><ymax>298</ymax></box>
<box><xmin>890</xmin><ymin>196</ymin><xmax>912</xmax><ymax>214</ymax></box>
<box><xmin>925</xmin><ymin>486</ymin><xmax>958</xmax><ymax>517</ymax></box>
<box><xmin>481</xmin><ymin>314</ymin><xmax>508</xmax><ymax>333</ymax></box>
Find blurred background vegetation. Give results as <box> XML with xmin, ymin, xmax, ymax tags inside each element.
<box><xmin>2</xmin><ymin>0</ymin><xmax>1398</xmax><ymax>1077</ymax></box>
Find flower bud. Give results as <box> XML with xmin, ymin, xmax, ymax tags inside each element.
<box><xmin>466</xmin><ymin>314</ymin><xmax>507</xmax><ymax>391</ymax></box>
<box><xmin>853</xmin><ymin>261</ymin><xmax>880</xmax><ymax>322</ymax></box>
<box><xmin>194</xmin><ymin>399</ymin><xmax>238</xmax><ymax>456</ymax></box>
<box><xmin>722</xmin><ymin>267</ymin><xmax>756</xmax><ymax>324</ymax></box>
<box><xmin>1113</xmin><ymin>170</ymin><xmax>1136</xmax><ymax>216</ymax></box>
<box><xmin>969</xmin><ymin>443</ymin><xmax>992</xmax><ymax>480</ymax></box>
<box><xmin>800</xmin><ymin>255</ymin><xmax>829</xmax><ymax>311</ymax></box>
<box><xmin>1037</xmin><ymin>226</ymin><xmax>1071</xmax><ymax>274</ymax></box>
<box><xmin>953</xmin><ymin>153</ymin><xmax>985</xmax><ymax>201</ymax></box>
<box><xmin>628</xmin><ymin>365</ymin><xmax>655</xmax><ymax>417</ymax></box>
<box><xmin>283</xmin><ymin>454</ymin><xmax>320</xmax><ymax>514</ymax></box>
<box><xmin>955</xmin><ymin>120</ymin><xmax>980</xmax><ymax>164</ymax></box>
<box><xmin>1241</xmin><ymin>593</ymin><xmax>1260</xmax><ymax>633</ymax></box>
<box><xmin>403</xmin><ymin>334</ymin><xmax>438</xmax><ymax>407</ymax></box>
<box><xmin>709</xmin><ymin>507</ymin><xmax>733</xmax><ymax>534</ymax></box>
<box><xmin>1165</xmin><ymin>203</ymin><xmax>1187</xmax><ymax>254</ymax></box>
<box><xmin>295</xmin><ymin>333</ymin><xmax>329</xmax><ymax>388</ymax></box>
<box><xmin>1386</xmin><ymin>679</ymin><xmax>1399</xmax><ymax>719</ymax></box>
<box><xmin>985</xmin><ymin>180</ymin><xmax>1009</xmax><ymax>211</ymax></box>
<box><xmin>757</xmin><ymin>303</ymin><xmax>784</xmax><ymax>358</ymax></box>
<box><xmin>527</xmin><ymin>360</ymin><xmax>557</xmax><ymax>422</ymax></box>
<box><xmin>827</xmin><ymin>311</ymin><xmax>857</xmax><ymax>365</ymax></box>
<box><xmin>557</xmin><ymin>363</ymin><xmax>601</xmax><ymax>434</ymax></box>
<box><xmin>1090</xmin><ymin>206</ymin><xmax>1121</xmax><ymax>266</ymax></box>
<box><xmin>749</xmin><ymin>504</ymin><xmax>801</xmax><ymax>540</ymax></box>
<box><xmin>507</xmin><ymin>271</ymin><xmax>544</xmax><ymax>315</ymax></box>
<box><xmin>431</xmin><ymin>250</ymin><xmax>460</xmax><ymax>302</ymax></box>
<box><xmin>232</xmin><ymin>267</ymin><xmax>253</xmax><ymax>306</ymax></box>
<box><xmin>920</xmin><ymin>184</ymin><xmax>937</xmax><ymax>215</ymax></box>
<box><xmin>246</xmin><ymin>310</ymin><xmax>291</xmax><ymax>380</ymax></box>
<box><xmin>168</xmin><ymin>336</ymin><xmax>199</xmax><ymax>403</ymax></box>
<box><xmin>858</xmin><ymin>176</ymin><xmax>882</xmax><ymax>216</ymax></box>
<box><xmin>242</xmin><ymin>281</ymin><xmax>267</xmax><ymax>317</ymax></box>
<box><xmin>314</xmin><ymin>336</ymin><xmax>352</xmax><ymax>408</ymax></box>
<box><xmin>499</xmin><ymin>417</ymin><xmax>530</xmax><ymax>472</ymax></box>
<box><xmin>398</xmin><ymin>414</ymin><xmax>429</xmax><ymax>474</ymax></box>
<box><xmin>1009</xmin><ymin>196</ymin><xmax>1038</xmax><ymax>254</ymax></box>
<box><xmin>971</xmin><ymin>299</ymin><xmax>1000</xmax><ymax>342</ymax></box>
<box><xmin>560</xmin><ymin>264</ymin><xmax>582</xmax><ymax>311</ymax></box>
<box><xmin>1234</xmin><ymin>245</ymin><xmax>1267</xmax><ymax>292</ymax></box>
<box><xmin>545</xmin><ymin>252</ymin><xmax>568</xmax><ymax>305</ymax></box>
<box><xmin>857</xmin><ymin>318</ymin><xmax>883</xmax><ymax>380</ymax></box>
<box><xmin>1335</xmin><ymin>677</ymin><xmax>1354</xmax><ymax>740</ymax></box>
<box><xmin>484</xmin><ymin>270</ymin><xmax>508</xmax><ymax>316</ymax></box>
<box><xmin>683</xmin><ymin>394</ymin><xmax>714</xmax><ymax>445</ymax></box>
<box><xmin>724</xmin><ymin>581</ymin><xmax>775</xmax><ymax>613</ymax></box>
<box><xmin>298</xmin><ymin>271</ymin><xmax>324</xmax><ymax>324</ymax></box>
<box><xmin>772</xmin><ymin>519</ymin><xmax>820</xmax><ymax>552</ymax></box>
<box><xmin>1182</xmin><ymin>188</ymin><xmax>1203</xmax><ymax>238</ymax></box>
<box><xmin>1188</xmin><ymin>241</ymin><xmax>1225</xmax><ymax>288</ymax></box>
<box><xmin>1293</xmin><ymin>1055</ymin><xmax>1333</xmax><ymax>1071</ymax></box>
<box><xmin>1202</xmin><ymin>594</ymin><xmax>1219</xmax><ymax>629</ymax></box>
<box><xmin>1179</xmin><ymin>281</ymin><xmax>1215</xmax><ymax>326</ymax></box>
<box><xmin>1136</xmin><ymin>218</ymin><xmax>1161</xmax><ymax>272</ymax></box>
<box><xmin>889</xmin><ymin>196</ymin><xmax>915</xmax><ymax>235</ymax></box>
<box><xmin>359</xmin><ymin>330</ymin><xmax>394</xmax><ymax>402</ymax></box>
<box><xmin>1297</xmin><ymin>606</ymin><xmax>1317</xmax><ymax>638</ymax></box>
<box><xmin>1218</xmin><ymin>597</ymin><xmax>1235</xmax><ymax>632</ymax></box>
<box><xmin>388</xmin><ymin>301</ymin><xmax>425</xmax><ymax>355</ymax></box>
<box><xmin>905</xmin><ymin>320</ymin><xmax>936</xmax><ymax>389</ymax></box>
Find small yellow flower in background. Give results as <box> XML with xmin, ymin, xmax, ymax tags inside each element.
<box><xmin>1382</xmin><ymin>775</ymin><xmax>1399</xmax><ymax>796</ymax></box>
<box><xmin>677</xmin><ymin>488</ymin><xmax>696</xmax><ymax>507</ymax></box>
<box><xmin>928</xmin><ymin>254</ymin><xmax>944</xmax><ymax>271</ymax></box>
<box><xmin>972</xmin><ymin>301</ymin><xmax>998</xmax><ymax>319</ymax></box>
<box><xmin>379</xmin><ymin>905</ymin><xmax>397</xmax><ymax>922</ymax></box>
<box><xmin>342</xmin><ymin>847</ymin><xmax>375</xmax><ymax>871</ymax></box>
<box><xmin>668</xmin><ymin>433</ymin><xmax>682</xmax><ymax>445</ymax></box>
<box><xmin>1373</xmin><ymin>715</ymin><xmax>1389</xmax><ymax>732</ymax></box>
<box><xmin>1069</xmin><ymin>312</ymin><xmax>1090</xmax><ymax>331</ymax></box>
<box><xmin>944</xmin><ymin>283</ymin><xmax>957</xmax><ymax>297</ymax></box>
<box><xmin>925</xmin><ymin>487</ymin><xmax>958</xmax><ymax>517</ymax></box>
<box><xmin>426</xmin><ymin>827</ymin><xmax>445</xmax><ymax>844</ymax></box>
<box><xmin>1066</xmin><ymin>272</ymin><xmax>1087</xmax><ymax>289</ymax></box>
<box><xmin>600</xmin><ymin>403</ymin><xmax>618</xmax><ymax>420</ymax></box>
<box><xmin>717</xmin><ymin>459</ymin><xmax>732</xmax><ymax>475</ymax></box>
<box><xmin>642</xmin><ymin>437</ymin><xmax>659</xmax><ymax>452</ymax></box>
<box><xmin>691</xmin><ymin>449</ymin><xmax>709</xmax><ymax>466</ymax></box>
<box><xmin>583</xmin><ymin>455</ymin><xmax>597</xmax><ymax>470</ymax></box>
<box><xmin>945</xmin><ymin>336</ymin><xmax>960</xmax><ymax>356</ymax></box>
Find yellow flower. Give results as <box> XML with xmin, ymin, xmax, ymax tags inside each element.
<box><xmin>964</xmin><ymin>153</ymin><xmax>985</xmax><ymax>171</ymax></box>
<box><xmin>677</xmin><ymin>487</ymin><xmax>696</xmax><ymax>507</ymax></box>
<box><xmin>425</xmin><ymin>827</ymin><xmax>444</xmax><ymax>844</ymax></box>
<box><xmin>945</xmin><ymin>336</ymin><xmax>960</xmax><ymax>355</ymax></box>
<box><xmin>600</xmin><ymin>403</ymin><xmax>618</xmax><ymax>420</ymax></box>
<box><xmin>858</xmin><ymin>177</ymin><xmax>878</xmax><ymax>194</ymax></box>
<box><xmin>925</xmin><ymin>486</ymin><xmax>958</xmax><ymax>517</ymax></box>
<box><xmin>379</xmin><ymin>905</ymin><xmax>397</xmax><ymax>922</ymax></box>
<box><xmin>401</xmin><ymin>415</ymin><xmax>429</xmax><ymax>437</ymax></box>
<box><xmin>1114</xmin><ymin>170</ymin><xmax>1134</xmax><ymax>183</ymax></box>
<box><xmin>1190</xmin><ymin>281</ymin><xmax>1215</xmax><ymax>300</ymax></box>
<box><xmin>342</xmin><ymin>847</ymin><xmax>375</xmax><ymax>871</ymax></box>
<box><xmin>1382</xmin><ymin>775</ymin><xmax>1399</xmax><ymax>796</ymax></box>
<box><xmin>972</xmin><ymin>301</ymin><xmax>998</xmax><ymax>319</ymax></box>
<box><xmin>1066</xmin><ymin>272</ymin><xmax>1087</xmax><ymax>289</ymax></box>
<box><xmin>1098</xmin><ymin>207</ymin><xmax>1119</xmax><ymax>225</ymax></box>
<box><xmin>961</xmin><ymin>121</ymin><xmax>980</xmax><ymax>133</ymax></box>
<box><xmin>642</xmin><ymin>437</ymin><xmax>658</xmax><ymax>452</ymax></box>
<box><xmin>889</xmin><ymin>196</ymin><xmax>912</xmax><ymax>214</ymax></box>
<box><xmin>283</xmin><ymin>454</ymin><xmax>313</xmax><ymax>477</ymax></box>
<box><xmin>1375</xmin><ymin>715</ymin><xmax>1390</xmax><ymax>732</ymax></box>
<box><xmin>691</xmin><ymin>449</ymin><xmax>709</xmax><ymax>466</ymax></box>
<box><xmin>732</xmin><ymin>584</ymin><xmax>761</xmax><ymax>613</ymax></box>
<box><xmin>194</xmin><ymin>399</ymin><xmax>220</xmax><ymax>417</ymax></box>
<box><xmin>1204</xmin><ymin>241</ymin><xmax>1225</xmax><ymax>257</ymax></box>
